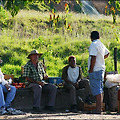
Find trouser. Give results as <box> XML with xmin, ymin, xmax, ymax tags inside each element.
<box><xmin>79</xmin><ymin>79</ymin><xmax>92</xmax><ymax>97</ymax></box>
<box><xmin>0</xmin><ymin>84</ymin><xmax>16</xmax><ymax>108</ymax></box>
<box><xmin>64</xmin><ymin>79</ymin><xmax>92</xmax><ymax>105</ymax></box>
<box><xmin>26</xmin><ymin>83</ymin><xmax>57</xmax><ymax>108</ymax></box>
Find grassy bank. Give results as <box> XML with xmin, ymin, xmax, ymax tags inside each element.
<box><xmin>0</xmin><ymin>10</ymin><xmax>120</xmax><ymax>78</ymax></box>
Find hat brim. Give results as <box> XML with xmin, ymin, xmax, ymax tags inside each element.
<box><xmin>27</xmin><ymin>53</ymin><xmax>43</xmax><ymax>59</ymax></box>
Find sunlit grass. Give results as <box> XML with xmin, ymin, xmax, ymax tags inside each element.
<box><xmin>0</xmin><ymin>10</ymin><xmax>120</xmax><ymax>77</ymax></box>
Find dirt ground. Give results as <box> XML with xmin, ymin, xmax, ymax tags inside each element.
<box><xmin>1</xmin><ymin>110</ymin><xmax>120</xmax><ymax>120</ymax></box>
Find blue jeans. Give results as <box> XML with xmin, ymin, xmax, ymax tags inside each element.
<box><xmin>89</xmin><ymin>70</ymin><xmax>105</xmax><ymax>96</ymax></box>
<box><xmin>0</xmin><ymin>84</ymin><xmax>16</xmax><ymax>108</ymax></box>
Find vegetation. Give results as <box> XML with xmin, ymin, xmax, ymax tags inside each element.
<box><xmin>0</xmin><ymin>7</ymin><xmax>120</xmax><ymax>79</ymax></box>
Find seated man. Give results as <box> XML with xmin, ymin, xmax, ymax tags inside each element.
<box><xmin>0</xmin><ymin>58</ymin><xmax>23</xmax><ymax>115</ymax></box>
<box><xmin>23</xmin><ymin>50</ymin><xmax>57</xmax><ymax>112</ymax></box>
<box><xmin>62</xmin><ymin>56</ymin><xmax>92</xmax><ymax>112</ymax></box>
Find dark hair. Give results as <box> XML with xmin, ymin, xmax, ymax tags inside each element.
<box><xmin>90</xmin><ymin>31</ymin><xmax>99</xmax><ymax>39</ymax></box>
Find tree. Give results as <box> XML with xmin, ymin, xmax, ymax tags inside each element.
<box><xmin>0</xmin><ymin>0</ymin><xmax>63</xmax><ymax>17</ymax></box>
<box><xmin>0</xmin><ymin>0</ymin><xmax>120</xmax><ymax>22</ymax></box>
<box><xmin>0</xmin><ymin>0</ymin><xmax>81</xmax><ymax>17</ymax></box>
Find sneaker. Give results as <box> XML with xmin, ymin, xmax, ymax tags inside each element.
<box><xmin>0</xmin><ymin>107</ymin><xmax>7</xmax><ymax>115</ymax></box>
<box><xmin>6</xmin><ymin>107</ymin><xmax>25</xmax><ymax>115</ymax></box>
<box><xmin>44</xmin><ymin>106</ymin><xmax>56</xmax><ymax>112</ymax></box>
<box><xmin>32</xmin><ymin>107</ymin><xmax>42</xmax><ymax>112</ymax></box>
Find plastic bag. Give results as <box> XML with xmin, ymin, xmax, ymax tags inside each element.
<box><xmin>105</xmin><ymin>80</ymin><xmax>118</xmax><ymax>88</ymax></box>
<box><xmin>106</xmin><ymin>74</ymin><xmax>120</xmax><ymax>82</ymax></box>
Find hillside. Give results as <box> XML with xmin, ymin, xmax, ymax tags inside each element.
<box><xmin>0</xmin><ymin>8</ymin><xmax>120</xmax><ymax>78</ymax></box>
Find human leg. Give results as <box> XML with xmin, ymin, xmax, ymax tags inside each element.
<box><xmin>42</xmin><ymin>83</ymin><xmax>57</xmax><ymax>107</ymax></box>
<box><xmin>5</xmin><ymin>85</ymin><xmax>16</xmax><ymax>108</ymax></box>
<box><xmin>0</xmin><ymin>85</ymin><xmax>7</xmax><ymax>115</ymax></box>
<box><xmin>0</xmin><ymin>84</ymin><xmax>5</xmax><ymax>108</ymax></box>
<box><xmin>96</xmin><ymin>93</ymin><xmax>103</xmax><ymax>112</ymax></box>
<box><xmin>64</xmin><ymin>83</ymin><xmax>77</xmax><ymax>105</ymax></box>
<box><xmin>89</xmin><ymin>70</ymin><xmax>105</xmax><ymax>112</ymax></box>
<box><xmin>79</xmin><ymin>79</ymin><xmax>91</xmax><ymax>96</ymax></box>
<box><xmin>79</xmin><ymin>79</ymin><xmax>92</xmax><ymax>104</ymax></box>
<box><xmin>26</xmin><ymin>83</ymin><xmax>42</xmax><ymax>108</ymax></box>
<box><xmin>64</xmin><ymin>83</ymin><xmax>78</xmax><ymax>112</ymax></box>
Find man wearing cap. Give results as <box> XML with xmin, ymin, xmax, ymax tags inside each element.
<box><xmin>62</xmin><ymin>56</ymin><xmax>92</xmax><ymax>113</ymax></box>
<box><xmin>23</xmin><ymin>50</ymin><xmax>57</xmax><ymax>112</ymax></box>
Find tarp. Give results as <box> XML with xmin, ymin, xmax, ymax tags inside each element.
<box><xmin>80</xmin><ymin>0</ymin><xmax>100</xmax><ymax>15</ymax></box>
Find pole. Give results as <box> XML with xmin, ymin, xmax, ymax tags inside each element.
<box><xmin>114</xmin><ymin>47</ymin><xmax>117</xmax><ymax>71</ymax></box>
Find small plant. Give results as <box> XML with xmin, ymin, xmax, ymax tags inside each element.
<box><xmin>48</xmin><ymin>3</ymin><xmax>72</xmax><ymax>33</ymax></box>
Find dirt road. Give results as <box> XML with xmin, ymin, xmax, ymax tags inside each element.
<box><xmin>0</xmin><ymin>111</ymin><xmax>120</xmax><ymax>120</ymax></box>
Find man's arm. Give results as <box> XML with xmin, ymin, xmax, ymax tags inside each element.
<box><xmin>104</xmin><ymin>53</ymin><xmax>109</xmax><ymax>59</ymax></box>
<box><xmin>89</xmin><ymin>56</ymin><xmax>96</xmax><ymax>73</ymax></box>
<box><xmin>25</xmin><ymin>77</ymin><xmax>44</xmax><ymax>86</ymax></box>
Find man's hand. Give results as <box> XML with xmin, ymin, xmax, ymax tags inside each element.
<box><xmin>73</xmin><ymin>82</ymin><xmax>79</xmax><ymax>89</ymax></box>
<box><xmin>44</xmin><ymin>75</ymin><xmax>49</xmax><ymax>80</ymax></box>
<box><xmin>5</xmin><ymin>84</ymin><xmax>11</xmax><ymax>91</ymax></box>
<box><xmin>37</xmin><ymin>81</ymin><xmax>45</xmax><ymax>86</ymax></box>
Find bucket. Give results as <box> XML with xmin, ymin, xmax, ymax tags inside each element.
<box><xmin>49</xmin><ymin>77</ymin><xmax>63</xmax><ymax>84</ymax></box>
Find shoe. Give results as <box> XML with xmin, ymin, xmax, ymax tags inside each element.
<box><xmin>70</xmin><ymin>105</ymin><xmax>78</xmax><ymax>113</ymax></box>
<box><xmin>32</xmin><ymin>107</ymin><xmax>42</xmax><ymax>112</ymax></box>
<box><xmin>0</xmin><ymin>107</ymin><xmax>7</xmax><ymax>115</ymax></box>
<box><xmin>6</xmin><ymin>107</ymin><xmax>25</xmax><ymax>115</ymax></box>
<box><xmin>44</xmin><ymin>106</ymin><xmax>56</xmax><ymax>112</ymax></box>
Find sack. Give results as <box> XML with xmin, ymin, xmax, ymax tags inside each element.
<box><xmin>105</xmin><ymin>80</ymin><xmax>118</xmax><ymax>88</ymax></box>
<box><xmin>106</xmin><ymin>74</ymin><xmax>120</xmax><ymax>82</ymax></box>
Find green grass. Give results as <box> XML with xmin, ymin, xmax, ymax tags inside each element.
<box><xmin>0</xmin><ymin>10</ymin><xmax>120</xmax><ymax>78</ymax></box>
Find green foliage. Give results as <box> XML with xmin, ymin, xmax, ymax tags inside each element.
<box><xmin>0</xmin><ymin>6</ymin><xmax>9</xmax><ymax>27</ymax></box>
<box><xmin>0</xmin><ymin>11</ymin><xmax>120</xmax><ymax>78</ymax></box>
<box><xmin>1</xmin><ymin>64</ymin><xmax>21</xmax><ymax>76</ymax></box>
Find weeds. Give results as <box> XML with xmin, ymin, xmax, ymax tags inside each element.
<box><xmin>0</xmin><ymin>10</ymin><xmax>120</xmax><ymax>77</ymax></box>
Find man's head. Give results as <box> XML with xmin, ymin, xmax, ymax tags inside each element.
<box><xmin>68</xmin><ymin>56</ymin><xmax>76</xmax><ymax>68</ymax></box>
<box><xmin>90</xmin><ymin>31</ymin><xmax>100</xmax><ymax>41</ymax></box>
<box><xmin>27</xmin><ymin>50</ymin><xmax>43</xmax><ymax>62</ymax></box>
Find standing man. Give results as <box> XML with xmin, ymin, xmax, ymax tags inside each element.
<box><xmin>88</xmin><ymin>31</ymin><xmax>109</xmax><ymax>114</ymax></box>
<box><xmin>23</xmin><ymin>50</ymin><xmax>57</xmax><ymax>112</ymax></box>
<box><xmin>62</xmin><ymin>56</ymin><xmax>92</xmax><ymax>113</ymax></box>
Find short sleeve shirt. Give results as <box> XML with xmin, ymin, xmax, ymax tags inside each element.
<box><xmin>88</xmin><ymin>39</ymin><xmax>109</xmax><ymax>71</ymax></box>
<box><xmin>23</xmin><ymin>60</ymin><xmax>45</xmax><ymax>84</ymax></box>
<box><xmin>67</xmin><ymin>66</ymin><xmax>79</xmax><ymax>83</ymax></box>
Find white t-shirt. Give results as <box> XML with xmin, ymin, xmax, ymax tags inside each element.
<box><xmin>88</xmin><ymin>39</ymin><xmax>109</xmax><ymax>71</ymax></box>
<box><xmin>0</xmin><ymin>68</ymin><xmax>8</xmax><ymax>85</ymax></box>
<box><xmin>67</xmin><ymin>66</ymin><xmax>79</xmax><ymax>83</ymax></box>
